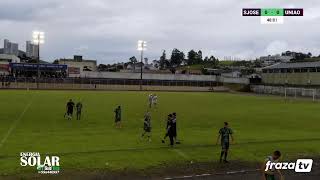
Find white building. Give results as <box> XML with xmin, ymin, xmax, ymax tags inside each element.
<box><xmin>259</xmin><ymin>54</ymin><xmax>292</xmax><ymax>66</ymax></box>
<box><xmin>26</xmin><ymin>41</ymin><xmax>39</xmax><ymax>58</ymax></box>
<box><xmin>57</xmin><ymin>55</ymin><xmax>97</xmax><ymax>77</ymax></box>
<box><xmin>221</xmin><ymin>71</ymin><xmax>241</xmax><ymax>78</ymax></box>
<box><xmin>0</xmin><ymin>54</ymin><xmax>20</xmax><ymax>74</ymax></box>
<box><xmin>0</xmin><ymin>54</ymin><xmax>20</xmax><ymax>63</ymax></box>
<box><xmin>3</xmin><ymin>39</ymin><xmax>19</xmax><ymax>56</ymax></box>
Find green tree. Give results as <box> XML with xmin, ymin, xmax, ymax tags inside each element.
<box><xmin>197</xmin><ymin>50</ymin><xmax>203</xmax><ymax>64</ymax></box>
<box><xmin>53</xmin><ymin>60</ymin><xmax>59</xmax><ymax>64</ymax></box>
<box><xmin>159</xmin><ymin>50</ymin><xmax>169</xmax><ymax>69</ymax></box>
<box><xmin>209</xmin><ymin>56</ymin><xmax>219</xmax><ymax>67</ymax></box>
<box><xmin>170</xmin><ymin>48</ymin><xmax>185</xmax><ymax>67</ymax></box>
<box><xmin>203</xmin><ymin>56</ymin><xmax>209</xmax><ymax>63</ymax></box>
<box><xmin>187</xmin><ymin>50</ymin><xmax>197</xmax><ymax>65</ymax></box>
<box><xmin>129</xmin><ymin>56</ymin><xmax>138</xmax><ymax>70</ymax></box>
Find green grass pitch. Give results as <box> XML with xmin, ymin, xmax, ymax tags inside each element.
<box><xmin>0</xmin><ymin>90</ymin><xmax>319</xmax><ymax>175</ymax></box>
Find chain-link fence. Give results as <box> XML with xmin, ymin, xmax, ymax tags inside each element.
<box><xmin>0</xmin><ymin>77</ymin><xmax>223</xmax><ymax>92</ymax></box>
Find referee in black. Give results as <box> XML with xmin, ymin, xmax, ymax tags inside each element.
<box><xmin>167</xmin><ymin>115</ymin><xmax>175</xmax><ymax>147</ymax></box>
<box><xmin>172</xmin><ymin>112</ymin><xmax>180</xmax><ymax>144</ymax></box>
<box><xmin>162</xmin><ymin>114</ymin><xmax>175</xmax><ymax>146</ymax></box>
<box><xmin>65</xmin><ymin>99</ymin><xmax>75</xmax><ymax>120</ymax></box>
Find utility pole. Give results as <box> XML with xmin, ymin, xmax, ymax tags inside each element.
<box><xmin>137</xmin><ymin>40</ymin><xmax>147</xmax><ymax>91</ymax></box>
<box><xmin>33</xmin><ymin>31</ymin><xmax>44</xmax><ymax>89</ymax></box>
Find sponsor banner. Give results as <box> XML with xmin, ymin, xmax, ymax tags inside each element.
<box><xmin>68</xmin><ymin>67</ymin><xmax>81</xmax><ymax>74</ymax></box>
<box><xmin>20</xmin><ymin>152</ymin><xmax>60</xmax><ymax>174</ymax></box>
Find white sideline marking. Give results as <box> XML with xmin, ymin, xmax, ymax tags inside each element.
<box><xmin>182</xmin><ymin>175</ymin><xmax>193</xmax><ymax>178</ymax></box>
<box><xmin>226</xmin><ymin>170</ymin><xmax>245</xmax><ymax>174</ymax></box>
<box><xmin>164</xmin><ymin>169</ymin><xmax>260</xmax><ymax>179</ymax></box>
<box><xmin>195</xmin><ymin>174</ymin><xmax>211</xmax><ymax>177</ymax></box>
<box><xmin>173</xmin><ymin>149</ymin><xmax>189</xmax><ymax>159</ymax></box>
<box><xmin>0</xmin><ymin>99</ymin><xmax>33</xmax><ymax>149</ymax></box>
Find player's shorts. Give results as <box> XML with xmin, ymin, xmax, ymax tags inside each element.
<box><xmin>221</xmin><ymin>141</ymin><xmax>230</xmax><ymax>150</ymax></box>
<box><xmin>115</xmin><ymin>118</ymin><xmax>121</xmax><ymax>122</ymax></box>
<box><xmin>144</xmin><ymin>127</ymin><xmax>151</xmax><ymax>132</ymax></box>
<box><xmin>265</xmin><ymin>174</ymin><xmax>275</xmax><ymax>180</ymax></box>
<box><xmin>67</xmin><ymin>109</ymin><xmax>73</xmax><ymax>115</ymax></box>
<box><xmin>172</xmin><ymin>129</ymin><xmax>177</xmax><ymax>137</ymax></box>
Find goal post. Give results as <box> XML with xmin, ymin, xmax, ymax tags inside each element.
<box><xmin>302</xmin><ymin>88</ymin><xmax>316</xmax><ymax>101</ymax></box>
<box><xmin>284</xmin><ymin>87</ymin><xmax>298</xmax><ymax>99</ymax></box>
<box><xmin>284</xmin><ymin>87</ymin><xmax>316</xmax><ymax>101</ymax></box>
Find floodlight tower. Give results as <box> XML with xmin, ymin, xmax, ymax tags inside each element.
<box><xmin>32</xmin><ymin>31</ymin><xmax>45</xmax><ymax>89</ymax></box>
<box><xmin>137</xmin><ymin>40</ymin><xmax>147</xmax><ymax>91</ymax></box>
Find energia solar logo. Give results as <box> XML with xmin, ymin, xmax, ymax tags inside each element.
<box><xmin>20</xmin><ymin>152</ymin><xmax>60</xmax><ymax>174</ymax></box>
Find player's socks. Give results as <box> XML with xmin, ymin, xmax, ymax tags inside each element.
<box><xmin>220</xmin><ymin>151</ymin><xmax>224</xmax><ymax>162</ymax></box>
<box><xmin>139</xmin><ymin>134</ymin><xmax>144</xmax><ymax>141</ymax></box>
<box><xmin>175</xmin><ymin>139</ymin><xmax>180</xmax><ymax>144</ymax></box>
<box><xmin>224</xmin><ymin>151</ymin><xmax>228</xmax><ymax>162</ymax></box>
<box><xmin>141</xmin><ymin>132</ymin><xmax>146</xmax><ymax>138</ymax></box>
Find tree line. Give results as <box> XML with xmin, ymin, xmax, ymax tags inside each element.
<box><xmin>158</xmin><ymin>49</ymin><xmax>219</xmax><ymax>70</ymax></box>
<box><xmin>97</xmin><ymin>49</ymin><xmax>320</xmax><ymax>72</ymax></box>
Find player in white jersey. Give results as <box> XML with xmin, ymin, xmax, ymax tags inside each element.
<box><xmin>152</xmin><ymin>94</ymin><xmax>158</xmax><ymax>107</ymax></box>
<box><xmin>148</xmin><ymin>94</ymin><xmax>153</xmax><ymax>108</ymax></box>
<box><xmin>262</xmin><ymin>150</ymin><xmax>283</xmax><ymax>180</ymax></box>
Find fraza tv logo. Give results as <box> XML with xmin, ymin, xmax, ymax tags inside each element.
<box><xmin>265</xmin><ymin>159</ymin><xmax>313</xmax><ymax>173</ymax></box>
<box><xmin>20</xmin><ymin>152</ymin><xmax>60</xmax><ymax>174</ymax></box>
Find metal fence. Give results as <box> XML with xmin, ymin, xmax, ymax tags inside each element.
<box><xmin>0</xmin><ymin>77</ymin><xmax>223</xmax><ymax>92</ymax></box>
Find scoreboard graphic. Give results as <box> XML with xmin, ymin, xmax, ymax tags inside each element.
<box><xmin>242</xmin><ymin>8</ymin><xmax>303</xmax><ymax>24</ymax></box>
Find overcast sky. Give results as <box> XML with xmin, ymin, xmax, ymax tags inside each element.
<box><xmin>0</xmin><ymin>0</ymin><xmax>319</xmax><ymax>64</ymax></box>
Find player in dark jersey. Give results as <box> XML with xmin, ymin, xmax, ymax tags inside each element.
<box><xmin>162</xmin><ymin>114</ymin><xmax>175</xmax><ymax>146</ymax></box>
<box><xmin>141</xmin><ymin>112</ymin><xmax>152</xmax><ymax>142</ymax></box>
<box><xmin>167</xmin><ymin>115</ymin><xmax>175</xmax><ymax>146</ymax></box>
<box><xmin>172</xmin><ymin>112</ymin><xmax>180</xmax><ymax>144</ymax></box>
<box><xmin>161</xmin><ymin>114</ymin><xmax>172</xmax><ymax>143</ymax></box>
<box><xmin>114</xmin><ymin>106</ymin><xmax>122</xmax><ymax>128</ymax></box>
<box><xmin>216</xmin><ymin>122</ymin><xmax>234</xmax><ymax>163</ymax></box>
<box><xmin>76</xmin><ymin>101</ymin><xmax>83</xmax><ymax>120</ymax></box>
<box><xmin>66</xmin><ymin>99</ymin><xmax>75</xmax><ymax>120</ymax></box>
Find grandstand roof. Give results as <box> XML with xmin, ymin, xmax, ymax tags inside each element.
<box><xmin>263</xmin><ymin>61</ymin><xmax>320</xmax><ymax>69</ymax></box>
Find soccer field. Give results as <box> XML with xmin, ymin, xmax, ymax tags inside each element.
<box><xmin>0</xmin><ymin>90</ymin><xmax>319</xmax><ymax>176</ymax></box>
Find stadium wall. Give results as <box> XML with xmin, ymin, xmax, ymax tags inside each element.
<box><xmin>71</xmin><ymin>71</ymin><xmax>249</xmax><ymax>84</ymax></box>
<box><xmin>73</xmin><ymin>71</ymin><xmax>217</xmax><ymax>81</ymax></box>
<box><xmin>1</xmin><ymin>81</ymin><xmax>214</xmax><ymax>92</ymax></box>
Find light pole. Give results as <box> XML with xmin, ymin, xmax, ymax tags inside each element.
<box><xmin>32</xmin><ymin>31</ymin><xmax>45</xmax><ymax>89</ymax></box>
<box><xmin>137</xmin><ymin>40</ymin><xmax>147</xmax><ymax>91</ymax></box>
